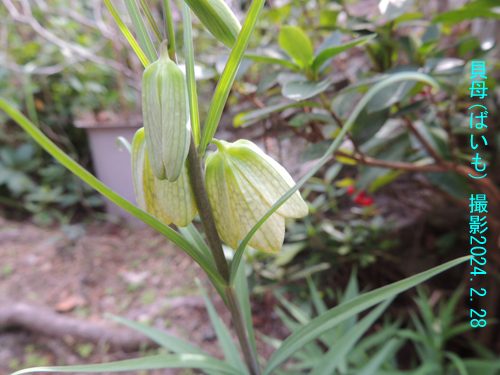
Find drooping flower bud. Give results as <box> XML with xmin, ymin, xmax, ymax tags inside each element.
<box><xmin>132</xmin><ymin>128</ymin><xmax>197</xmax><ymax>227</ymax></box>
<box><xmin>142</xmin><ymin>41</ymin><xmax>190</xmax><ymax>182</ymax></box>
<box><xmin>184</xmin><ymin>0</ymin><xmax>241</xmax><ymax>48</ymax></box>
<box><xmin>205</xmin><ymin>139</ymin><xmax>309</xmax><ymax>253</ymax></box>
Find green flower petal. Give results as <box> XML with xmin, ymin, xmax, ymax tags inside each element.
<box><xmin>131</xmin><ymin>127</ymin><xmax>196</xmax><ymax>227</ymax></box>
<box><xmin>155</xmin><ymin>159</ymin><xmax>197</xmax><ymax>227</ymax></box>
<box><xmin>225</xmin><ymin>157</ymin><xmax>285</xmax><ymax>254</ymax></box>
<box><xmin>158</xmin><ymin>61</ymin><xmax>190</xmax><ymax>182</ymax></box>
<box><xmin>205</xmin><ymin>152</ymin><xmax>239</xmax><ymax>249</ymax></box>
<box><xmin>228</xmin><ymin>141</ymin><xmax>308</xmax><ymax>218</ymax></box>
<box><xmin>142</xmin><ymin>66</ymin><xmax>165</xmax><ymax>179</ymax></box>
<box><xmin>131</xmin><ymin>128</ymin><xmax>148</xmax><ymax>211</ymax></box>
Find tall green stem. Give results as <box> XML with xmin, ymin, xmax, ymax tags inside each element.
<box><xmin>162</xmin><ymin>0</ymin><xmax>177</xmax><ymax>61</ymax></box>
<box><xmin>186</xmin><ymin>136</ymin><xmax>230</xmax><ymax>282</ymax></box>
<box><xmin>186</xmin><ymin>136</ymin><xmax>261</xmax><ymax>375</ymax></box>
<box><xmin>225</xmin><ymin>286</ymin><xmax>261</xmax><ymax>375</ymax></box>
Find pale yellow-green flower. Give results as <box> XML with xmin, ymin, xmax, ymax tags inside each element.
<box><xmin>142</xmin><ymin>41</ymin><xmax>190</xmax><ymax>182</ymax></box>
<box><xmin>205</xmin><ymin>139</ymin><xmax>309</xmax><ymax>253</ymax></box>
<box><xmin>131</xmin><ymin>128</ymin><xmax>197</xmax><ymax>227</ymax></box>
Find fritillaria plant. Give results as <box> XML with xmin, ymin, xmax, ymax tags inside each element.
<box><xmin>0</xmin><ymin>0</ymin><xmax>469</xmax><ymax>374</ymax></box>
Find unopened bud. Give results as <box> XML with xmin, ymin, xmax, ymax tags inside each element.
<box><xmin>184</xmin><ymin>0</ymin><xmax>241</xmax><ymax>48</ymax></box>
<box><xmin>142</xmin><ymin>41</ymin><xmax>190</xmax><ymax>182</ymax></box>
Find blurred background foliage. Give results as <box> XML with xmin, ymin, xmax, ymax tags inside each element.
<box><xmin>1</xmin><ymin>0</ymin><xmax>500</xmax><ymax>371</ymax></box>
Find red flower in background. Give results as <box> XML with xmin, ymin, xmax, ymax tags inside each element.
<box><xmin>353</xmin><ymin>190</ymin><xmax>373</xmax><ymax>206</ymax></box>
<box><xmin>347</xmin><ymin>185</ymin><xmax>355</xmax><ymax>195</ymax></box>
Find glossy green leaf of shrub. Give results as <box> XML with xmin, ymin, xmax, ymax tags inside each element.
<box><xmin>279</xmin><ymin>26</ymin><xmax>313</xmax><ymax>69</ymax></box>
<box><xmin>230</xmin><ymin>72</ymin><xmax>440</xmax><ymax>282</ymax></box>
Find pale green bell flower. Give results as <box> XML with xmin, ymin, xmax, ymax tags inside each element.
<box><xmin>142</xmin><ymin>41</ymin><xmax>190</xmax><ymax>182</ymax></box>
<box><xmin>131</xmin><ymin>128</ymin><xmax>197</xmax><ymax>227</ymax></box>
<box><xmin>205</xmin><ymin>139</ymin><xmax>309</xmax><ymax>253</ymax></box>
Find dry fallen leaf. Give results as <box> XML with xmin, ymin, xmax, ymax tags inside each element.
<box><xmin>55</xmin><ymin>295</ymin><xmax>88</xmax><ymax>312</ymax></box>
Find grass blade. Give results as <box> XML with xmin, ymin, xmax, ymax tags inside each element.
<box><xmin>357</xmin><ymin>338</ymin><xmax>401</xmax><ymax>375</ymax></box>
<box><xmin>138</xmin><ymin>0</ymin><xmax>164</xmax><ymax>42</ymax></box>
<box><xmin>445</xmin><ymin>351</ymin><xmax>468</xmax><ymax>375</ymax></box>
<box><xmin>307</xmin><ymin>276</ymin><xmax>327</xmax><ymax>315</ymax></box>
<box><xmin>163</xmin><ymin>0</ymin><xmax>177</xmax><ymax>60</ymax></box>
<box><xmin>309</xmin><ymin>299</ymin><xmax>393</xmax><ymax>375</ymax></box>
<box><xmin>234</xmin><ymin>255</ymin><xmax>259</xmax><ymax>365</ymax></box>
<box><xmin>182</xmin><ymin>1</ymin><xmax>201</xmax><ymax>146</ymax></box>
<box><xmin>106</xmin><ymin>314</ymin><xmax>207</xmax><ymax>354</ymax></box>
<box><xmin>11</xmin><ymin>354</ymin><xmax>243</xmax><ymax>375</ymax></box>
<box><xmin>102</xmin><ymin>0</ymin><xmax>150</xmax><ymax>67</ymax></box>
<box><xmin>263</xmin><ymin>256</ymin><xmax>470</xmax><ymax>375</ymax></box>
<box><xmin>0</xmin><ymin>97</ymin><xmax>227</xmax><ymax>288</ymax></box>
<box><xmin>196</xmin><ymin>279</ymin><xmax>249</xmax><ymax>374</ymax></box>
<box><xmin>107</xmin><ymin>315</ymin><xmax>227</xmax><ymax>375</ymax></box>
<box><xmin>198</xmin><ymin>0</ymin><xmax>266</xmax><ymax>155</ymax></box>
<box><xmin>230</xmin><ymin>72</ymin><xmax>439</xmax><ymax>284</ymax></box>
<box><xmin>178</xmin><ymin>223</ymin><xmax>214</xmax><ymax>262</ymax></box>
<box><xmin>124</xmin><ymin>0</ymin><xmax>158</xmax><ymax>63</ymax></box>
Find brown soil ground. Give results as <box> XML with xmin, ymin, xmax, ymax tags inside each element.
<box><xmin>0</xmin><ymin>217</ymin><xmax>288</xmax><ymax>375</ymax></box>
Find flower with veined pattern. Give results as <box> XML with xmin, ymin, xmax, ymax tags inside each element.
<box><xmin>131</xmin><ymin>128</ymin><xmax>197</xmax><ymax>227</ymax></box>
<box><xmin>205</xmin><ymin>139</ymin><xmax>309</xmax><ymax>253</ymax></box>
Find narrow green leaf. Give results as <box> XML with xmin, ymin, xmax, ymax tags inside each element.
<box><xmin>182</xmin><ymin>2</ymin><xmax>201</xmax><ymax>146</ymax></box>
<box><xmin>106</xmin><ymin>314</ymin><xmax>207</xmax><ymax>355</ymax></box>
<box><xmin>102</xmin><ymin>0</ymin><xmax>150</xmax><ymax>67</ymax></box>
<box><xmin>116</xmin><ymin>136</ymin><xmax>132</xmax><ymax>153</ymax></box>
<box><xmin>138</xmin><ymin>0</ymin><xmax>163</xmax><ymax>42</ymax></box>
<box><xmin>163</xmin><ymin>0</ymin><xmax>177</xmax><ymax>60</ymax></box>
<box><xmin>462</xmin><ymin>359</ymin><xmax>500</xmax><ymax>375</ymax></box>
<box><xmin>348</xmin><ymin>321</ymin><xmax>401</xmax><ymax>360</ymax></box>
<box><xmin>230</xmin><ymin>72</ymin><xmax>440</xmax><ymax>283</ymax></box>
<box><xmin>356</xmin><ymin>339</ymin><xmax>401</xmax><ymax>375</ymax></box>
<box><xmin>196</xmin><ymin>279</ymin><xmax>249</xmax><ymax>374</ymax></box>
<box><xmin>309</xmin><ymin>299</ymin><xmax>393</xmax><ymax>375</ymax></box>
<box><xmin>307</xmin><ymin>276</ymin><xmax>327</xmax><ymax>315</ymax></box>
<box><xmin>199</xmin><ymin>0</ymin><xmax>266</xmax><ymax>155</ymax></box>
<box><xmin>312</xmin><ymin>34</ymin><xmax>377</xmax><ymax>73</ymax></box>
<box><xmin>275</xmin><ymin>293</ymin><xmax>310</xmax><ymax>325</ymax></box>
<box><xmin>234</xmin><ymin>101</ymin><xmax>320</xmax><ymax>128</ymax></box>
<box><xmin>445</xmin><ymin>351</ymin><xmax>468</xmax><ymax>375</ymax></box>
<box><xmin>263</xmin><ymin>256</ymin><xmax>470</xmax><ymax>375</ymax></box>
<box><xmin>124</xmin><ymin>0</ymin><xmax>158</xmax><ymax>63</ymax></box>
<box><xmin>176</xmin><ymin>223</ymin><xmax>229</xmax><ymax>304</ymax></box>
<box><xmin>0</xmin><ymin>97</ymin><xmax>227</xmax><ymax>288</ymax></box>
<box><xmin>178</xmin><ymin>223</ymin><xmax>214</xmax><ymax>262</ymax></box>
<box><xmin>23</xmin><ymin>74</ymin><xmax>38</xmax><ymax>127</ymax></box>
<box><xmin>244</xmin><ymin>54</ymin><xmax>300</xmax><ymax>71</ymax></box>
<box><xmin>279</xmin><ymin>26</ymin><xmax>313</xmax><ymax>69</ymax></box>
<box><xmin>11</xmin><ymin>354</ymin><xmax>243</xmax><ymax>375</ymax></box>
<box><xmin>234</xmin><ymin>255</ymin><xmax>259</xmax><ymax>364</ymax></box>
